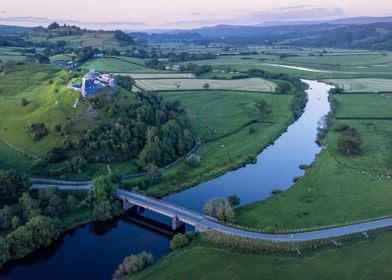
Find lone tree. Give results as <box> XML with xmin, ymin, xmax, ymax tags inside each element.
<box><xmin>255</xmin><ymin>99</ymin><xmax>272</xmax><ymax>120</ymax></box>
<box><xmin>203</xmin><ymin>198</ymin><xmax>234</xmax><ymax>222</ymax></box>
<box><xmin>92</xmin><ymin>175</ymin><xmax>117</xmax><ymax>202</ymax></box>
<box><xmin>227</xmin><ymin>194</ymin><xmax>241</xmax><ymax>207</ymax></box>
<box><xmin>203</xmin><ymin>83</ymin><xmax>210</xmax><ymax>90</ymax></box>
<box><xmin>337</xmin><ymin>127</ymin><xmax>363</xmax><ymax>155</ymax></box>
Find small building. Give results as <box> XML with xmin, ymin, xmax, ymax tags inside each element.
<box><xmin>69</xmin><ymin>70</ymin><xmax>116</xmax><ymax>97</ymax></box>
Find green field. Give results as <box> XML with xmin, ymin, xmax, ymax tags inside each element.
<box><xmin>0</xmin><ymin>64</ymin><xmax>85</xmax><ymax>166</ymax></box>
<box><xmin>79</xmin><ymin>57</ymin><xmax>159</xmax><ymax>73</ymax></box>
<box><xmin>235</xmin><ymin>92</ymin><xmax>392</xmax><ymax>230</ymax></box>
<box><xmin>130</xmin><ymin>230</ymin><xmax>392</xmax><ymax>280</ymax></box>
<box><xmin>135</xmin><ymin>78</ymin><xmax>276</xmax><ymax>92</ymax></box>
<box><xmin>123</xmin><ymin>73</ymin><xmax>195</xmax><ymax>79</ymax></box>
<box><xmin>325</xmin><ymin>79</ymin><xmax>392</xmax><ymax>92</ymax></box>
<box><xmin>334</xmin><ymin>94</ymin><xmax>392</xmax><ymax>118</ymax></box>
<box><xmin>128</xmin><ymin>90</ymin><xmax>293</xmax><ymax>196</ymax></box>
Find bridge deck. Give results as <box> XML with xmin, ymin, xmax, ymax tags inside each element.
<box><xmin>31</xmin><ymin>182</ymin><xmax>392</xmax><ymax>242</ymax></box>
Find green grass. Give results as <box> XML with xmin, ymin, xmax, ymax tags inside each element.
<box><xmin>334</xmin><ymin>94</ymin><xmax>392</xmax><ymax>118</ymax></box>
<box><xmin>325</xmin><ymin>79</ymin><xmax>392</xmax><ymax>92</ymax></box>
<box><xmin>0</xmin><ymin>64</ymin><xmax>86</xmax><ymax>167</ymax></box>
<box><xmin>130</xmin><ymin>230</ymin><xmax>392</xmax><ymax>280</ymax></box>
<box><xmin>135</xmin><ymin>78</ymin><xmax>276</xmax><ymax>92</ymax></box>
<box><xmin>235</xmin><ymin>93</ymin><xmax>392</xmax><ymax>230</ymax></box>
<box><xmin>79</xmin><ymin>57</ymin><xmax>159</xmax><ymax>73</ymax></box>
<box><xmin>131</xmin><ymin>90</ymin><xmax>293</xmax><ymax>197</ymax></box>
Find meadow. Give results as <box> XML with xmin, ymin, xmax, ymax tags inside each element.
<box><xmin>135</xmin><ymin>78</ymin><xmax>276</xmax><ymax>92</ymax></box>
<box><xmin>134</xmin><ymin>90</ymin><xmax>293</xmax><ymax>196</ymax></box>
<box><xmin>324</xmin><ymin>78</ymin><xmax>392</xmax><ymax>92</ymax></box>
<box><xmin>235</xmin><ymin>91</ymin><xmax>392</xmax><ymax>230</ymax></box>
<box><xmin>0</xmin><ymin>64</ymin><xmax>85</xmax><ymax>165</ymax></box>
<box><xmin>79</xmin><ymin>57</ymin><xmax>160</xmax><ymax>73</ymax></box>
<box><xmin>131</xmin><ymin>229</ymin><xmax>392</xmax><ymax>280</ymax></box>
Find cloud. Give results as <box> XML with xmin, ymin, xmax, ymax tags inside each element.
<box><xmin>253</xmin><ymin>5</ymin><xmax>346</xmax><ymax>22</ymax></box>
<box><xmin>188</xmin><ymin>12</ymin><xmax>204</xmax><ymax>16</ymax></box>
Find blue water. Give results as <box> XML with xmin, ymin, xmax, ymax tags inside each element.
<box><xmin>0</xmin><ymin>80</ymin><xmax>332</xmax><ymax>280</ymax></box>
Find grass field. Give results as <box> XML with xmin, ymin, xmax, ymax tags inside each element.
<box><xmin>131</xmin><ymin>230</ymin><xmax>392</xmax><ymax>280</ymax></box>
<box><xmin>120</xmin><ymin>73</ymin><xmax>195</xmax><ymax>79</ymax></box>
<box><xmin>79</xmin><ymin>57</ymin><xmax>159</xmax><ymax>73</ymax></box>
<box><xmin>129</xmin><ymin>90</ymin><xmax>293</xmax><ymax>197</ymax></box>
<box><xmin>0</xmin><ymin>64</ymin><xmax>85</xmax><ymax>166</ymax></box>
<box><xmin>325</xmin><ymin>79</ymin><xmax>392</xmax><ymax>92</ymax></box>
<box><xmin>334</xmin><ymin>94</ymin><xmax>392</xmax><ymax>118</ymax></box>
<box><xmin>135</xmin><ymin>78</ymin><xmax>276</xmax><ymax>92</ymax></box>
<box><xmin>235</xmin><ymin>92</ymin><xmax>392</xmax><ymax>230</ymax></box>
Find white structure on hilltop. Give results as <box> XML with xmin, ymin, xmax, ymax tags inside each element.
<box><xmin>69</xmin><ymin>70</ymin><xmax>116</xmax><ymax>97</ymax></box>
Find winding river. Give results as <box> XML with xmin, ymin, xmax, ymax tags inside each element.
<box><xmin>1</xmin><ymin>80</ymin><xmax>332</xmax><ymax>280</ymax></box>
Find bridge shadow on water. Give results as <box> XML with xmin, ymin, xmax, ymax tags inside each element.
<box><xmin>125</xmin><ymin>208</ymin><xmax>186</xmax><ymax>237</ymax></box>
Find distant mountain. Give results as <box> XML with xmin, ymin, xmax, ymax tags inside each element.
<box><xmin>0</xmin><ymin>25</ymin><xmax>31</xmax><ymax>35</ymax></box>
<box><xmin>259</xmin><ymin>16</ymin><xmax>392</xmax><ymax>27</ymax></box>
<box><xmin>329</xmin><ymin>16</ymin><xmax>392</xmax><ymax>25</ymax></box>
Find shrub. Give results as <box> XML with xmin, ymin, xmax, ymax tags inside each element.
<box><xmin>112</xmin><ymin>251</ymin><xmax>154</xmax><ymax>279</ymax></box>
<box><xmin>338</xmin><ymin>127</ymin><xmax>363</xmax><ymax>155</ymax></box>
<box><xmin>271</xmin><ymin>189</ymin><xmax>283</xmax><ymax>195</ymax></box>
<box><xmin>92</xmin><ymin>201</ymin><xmax>113</xmax><ymax>221</ymax></box>
<box><xmin>186</xmin><ymin>154</ymin><xmax>201</xmax><ymax>167</ymax></box>
<box><xmin>334</xmin><ymin>124</ymin><xmax>350</xmax><ymax>132</ymax></box>
<box><xmin>170</xmin><ymin>233</ymin><xmax>190</xmax><ymax>250</ymax></box>
<box><xmin>248</xmin><ymin>126</ymin><xmax>256</xmax><ymax>134</ymax></box>
<box><xmin>203</xmin><ymin>198</ymin><xmax>235</xmax><ymax>222</ymax></box>
<box><xmin>20</xmin><ymin>98</ymin><xmax>29</xmax><ymax>106</ymax></box>
<box><xmin>0</xmin><ymin>237</ymin><xmax>10</xmax><ymax>269</ymax></box>
<box><xmin>26</xmin><ymin>123</ymin><xmax>48</xmax><ymax>141</ymax></box>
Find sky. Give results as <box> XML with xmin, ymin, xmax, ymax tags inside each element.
<box><xmin>0</xmin><ymin>0</ymin><xmax>391</xmax><ymax>30</ymax></box>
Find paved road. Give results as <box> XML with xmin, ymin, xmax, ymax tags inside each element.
<box><xmin>31</xmin><ymin>182</ymin><xmax>392</xmax><ymax>242</ymax></box>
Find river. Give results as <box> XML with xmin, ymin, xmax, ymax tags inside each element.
<box><xmin>0</xmin><ymin>80</ymin><xmax>333</xmax><ymax>280</ymax></box>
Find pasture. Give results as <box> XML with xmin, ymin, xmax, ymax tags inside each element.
<box><xmin>119</xmin><ymin>72</ymin><xmax>195</xmax><ymax>79</ymax></box>
<box><xmin>0</xmin><ymin>63</ymin><xmax>86</xmax><ymax>169</ymax></box>
<box><xmin>79</xmin><ymin>57</ymin><xmax>159</xmax><ymax>73</ymax></box>
<box><xmin>325</xmin><ymin>79</ymin><xmax>392</xmax><ymax>92</ymax></box>
<box><xmin>135</xmin><ymin>78</ymin><xmax>277</xmax><ymax>92</ymax></box>
<box><xmin>140</xmin><ymin>90</ymin><xmax>293</xmax><ymax>196</ymax></box>
<box><xmin>132</xmin><ymin>231</ymin><xmax>392</xmax><ymax>280</ymax></box>
<box><xmin>235</xmin><ymin>92</ymin><xmax>392</xmax><ymax>229</ymax></box>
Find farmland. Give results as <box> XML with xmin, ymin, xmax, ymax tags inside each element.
<box><xmin>79</xmin><ymin>57</ymin><xmax>159</xmax><ymax>73</ymax></box>
<box><xmin>324</xmin><ymin>78</ymin><xmax>392</xmax><ymax>92</ymax></box>
<box><xmin>135</xmin><ymin>78</ymin><xmax>276</xmax><ymax>92</ymax></box>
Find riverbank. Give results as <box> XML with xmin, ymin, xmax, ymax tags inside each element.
<box><xmin>235</xmin><ymin>91</ymin><xmax>392</xmax><ymax>229</ymax></box>
<box><xmin>124</xmin><ymin>90</ymin><xmax>295</xmax><ymax>197</ymax></box>
<box><xmin>129</xmin><ymin>228</ymin><xmax>392</xmax><ymax>280</ymax></box>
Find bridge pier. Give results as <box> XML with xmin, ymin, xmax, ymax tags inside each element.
<box><xmin>172</xmin><ymin>215</ymin><xmax>185</xmax><ymax>230</ymax></box>
<box><xmin>122</xmin><ymin>199</ymin><xmax>135</xmax><ymax>211</ymax></box>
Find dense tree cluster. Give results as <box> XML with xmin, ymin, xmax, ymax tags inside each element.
<box><xmin>0</xmin><ymin>170</ymin><xmax>30</xmax><ymax>202</ymax></box>
<box><xmin>37</xmin><ymin>90</ymin><xmax>194</xmax><ymax>178</ymax></box>
<box><xmin>114</xmin><ymin>30</ymin><xmax>135</xmax><ymax>44</ymax></box>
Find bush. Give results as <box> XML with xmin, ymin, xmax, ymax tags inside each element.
<box><xmin>248</xmin><ymin>126</ymin><xmax>256</xmax><ymax>134</ymax></box>
<box><xmin>20</xmin><ymin>98</ymin><xmax>29</xmax><ymax>106</ymax></box>
<box><xmin>0</xmin><ymin>237</ymin><xmax>10</xmax><ymax>269</ymax></box>
<box><xmin>338</xmin><ymin>127</ymin><xmax>363</xmax><ymax>155</ymax></box>
<box><xmin>0</xmin><ymin>170</ymin><xmax>30</xmax><ymax>202</ymax></box>
<box><xmin>334</xmin><ymin>124</ymin><xmax>350</xmax><ymax>132</ymax></box>
<box><xmin>203</xmin><ymin>198</ymin><xmax>235</xmax><ymax>222</ymax></box>
<box><xmin>26</xmin><ymin>123</ymin><xmax>48</xmax><ymax>141</ymax></box>
<box><xmin>170</xmin><ymin>233</ymin><xmax>190</xmax><ymax>250</ymax></box>
<box><xmin>112</xmin><ymin>251</ymin><xmax>154</xmax><ymax>279</ymax></box>
<box><xmin>92</xmin><ymin>201</ymin><xmax>113</xmax><ymax>221</ymax></box>
<box><xmin>186</xmin><ymin>154</ymin><xmax>201</xmax><ymax>167</ymax></box>
<box><xmin>271</xmin><ymin>189</ymin><xmax>283</xmax><ymax>195</ymax></box>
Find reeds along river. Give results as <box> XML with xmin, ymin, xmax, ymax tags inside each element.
<box><xmin>1</xmin><ymin>80</ymin><xmax>333</xmax><ymax>280</ymax></box>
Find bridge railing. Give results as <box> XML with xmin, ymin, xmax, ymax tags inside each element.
<box><xmin>218</xmin><ymin>215</ymin><xmax>392</xmax><ymax>234</ymax></box>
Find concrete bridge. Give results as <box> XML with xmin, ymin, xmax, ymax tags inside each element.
<box><xmin>31</xmin><ymin>182</ymin><xmax>392</xmax><ymax>242</ymax></box>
